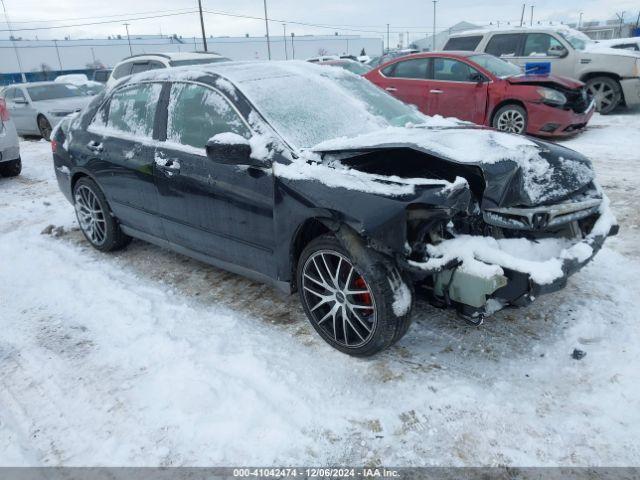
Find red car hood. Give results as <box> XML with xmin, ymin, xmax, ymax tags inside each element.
<box><xmin>506</xmin><ymin>74</ymin><xmax>584</xmax><ymax>90</ymax></box>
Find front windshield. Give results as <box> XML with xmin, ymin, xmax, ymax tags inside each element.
<box><xmin>27</xmin><ymin>84</ymin><xmax>83</xmax><ymax>101</ymax></box>
<box><xmin>170</xmin><ymin>57</ymin><xmax>230</xmax><ymax>67</ymax></box>
<box><xmin>468</xmin><ymin>54</ymin><xmax>522</xmax><ymax>78</ymax></box>
<box><xmin>231</xmin><ymin>63</ymin><xmax>427</xmax><ymax>148</ymax></box>
<box><xmin>558</xmin><ymin>30</ymin><xmax>592</xmax><ymax>50</ymax></box>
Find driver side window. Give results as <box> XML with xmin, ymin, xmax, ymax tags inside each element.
<box><xmin>523</xmin><ymin>34</ymin><xmax>565</xmax><ymax>57</ymax></box>
<box><xmin>166</xmin><ymin>83</ymin><xmax>251</xmax><ymax>151</ymax></box>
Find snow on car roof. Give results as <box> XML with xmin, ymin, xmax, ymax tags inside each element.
<box><xmin>449</xmin><ymin>24</ymin><xmax>585</xmax><ymax>37</ymax></box>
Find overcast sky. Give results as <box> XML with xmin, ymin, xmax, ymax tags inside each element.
<box><xmin>2</xmin><ymin>0</ymin><xmax>638</xmax><ymax>42</ymax></box>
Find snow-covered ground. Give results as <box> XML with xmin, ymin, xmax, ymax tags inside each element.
<box><xmin>1</xmin><ymin>112</ymin><xmax>639</xmax><ymax>466</ymax></box>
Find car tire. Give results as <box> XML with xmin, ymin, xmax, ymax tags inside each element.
<box><xmin>73</xmin><ymin>177</ymin><xmax>131</xmax><ymax>252</ymax></box>
<box><xmin>37</xmin><ymin>115</ymin><xmax>53</xmax><ymax>140</ymax></box>
<box><xmin>0</xmin><ymin>158</ymin><xmax>22</xmax><ymax>177</ymax></box>
<box><xmin>297</xmin><ymin>234</ymin><xmax>413</xmax><ymax>356</ymax></box>
<box><xmin>586</xmin><ymin>76</ymin><xmax>622</xmax><ymax>114</ymax></box>
<box><xmin>492</xmin><ymin>104</ymin><xmax>528</xmax><ymax>134</ymax></box>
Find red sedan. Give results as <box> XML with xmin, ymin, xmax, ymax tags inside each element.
<box><xmin>364</xmin><ymin>51</ymin><xmax>595</xmax><ymax>137</ymax></box>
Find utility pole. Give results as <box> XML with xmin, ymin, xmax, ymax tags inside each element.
<box><xmin>53</xmin><ymin>39</ymin><xmax>63</xmax><ymax>70</ymax></box>
<box><xmin>91</xmin><ymin>47</ymin><xmax>96</xmax><ymax>65</ymax></box>
<box><xmin>283</xmin><ymin>23</ymin><xmax>288</xmax><ymax>59</ymax></box>
<box><xmin>530</xmin><ymin>5</ymin><xmax>534</xmax><ymax>26</ymax></box>
<box><xmin>520</xmin><ymin>3</ymin><xmax>526</xmax><ymax>27</ymax></box>
<box><xmin>578</xmin><ymin>11</ymin><xmax>584</xmax><ymax>29</ymax></box>
<box><xmin>123</xmin><ymin>23</ymin><xmax>133</xmax><ymax>56</ymax></box>
<box><xmin>386</xmin><ymin>23</ymin><xmax>390</xmax><ymax>52</ymax></box>
<box><xmin>432</xmin><ymin>1</ymin><xmax>437</xmax><ymax>52</ymax></box>
<box><xmin>290</xmin><ymin>32</ymin><xmax>295</xmax><ymax>59</ymax></box>
<box><xmin>197</xmin><ymin>0</ymin><xmax>208</xmax><ymax>51</ymax></box>
<box><xmin>263</xmin><ymin>0</ymin><xmax>271</xmax><ymax>60</ymax></box>
<box><xmin>615</xmin><ymin>12</ymin><xmax>625</xmax><ymax>37</ymax></box>
<box><xmin>1</xmin><ymin>0</ymin><xmax>25</xmax><ymax>82</ymax></box>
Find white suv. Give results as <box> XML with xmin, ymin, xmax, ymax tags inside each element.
<box><xmin>444</xmin><ymin>26</ymin><xmax>640</xmax><ymax>113</ymax></box>
<box><xmin>107</xmin><ymin>52</ymin><xmax>230</xmax><ymax>87</ymax></box>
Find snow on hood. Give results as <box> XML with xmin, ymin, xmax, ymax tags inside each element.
<box><xmin>583</xmin><ymin>43</ymin><xmax>640</xmax><ymax>58</ymax></box>
<box><xmin>311</xmin><ymin>125</ymin><xmax>595</xmax><ymax>206</ymax></box>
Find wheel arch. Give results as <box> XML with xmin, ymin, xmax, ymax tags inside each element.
<box><xmin>290</xmin><ymin>217</ymin><xmax>333</xmax><ymax>290</ymax></box>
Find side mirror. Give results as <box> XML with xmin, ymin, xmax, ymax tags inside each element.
<box><xmin>205</xmin><ymin>133</ymin><xmax>270</xmax><ymax>168</ymax></box>
<box><xmin>470</xmin><ymin>72</ymin><xmax>487</xmax><ymax>84</ymax></box>
<box><xmin>548</xmin><ymin>47</ymin><xmax>568</xmax><ymax>58</ymax></box>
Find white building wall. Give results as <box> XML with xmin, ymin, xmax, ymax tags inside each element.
<box><xmin>0</xmin><ymin>35</ymin><xmax>384</xmax><ymax>73</ymax></box>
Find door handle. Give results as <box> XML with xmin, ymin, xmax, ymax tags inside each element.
<box><xmin>385</xmin><ymin>87</ymin><xmax>397</xmax><ymax>92</ymax></box>
<box><xmin>154</xmin><ymin>154</ymin><xmax>181</xmax><ymax>176</ymax></box>
<box><xmin>429</xmin><ymin>89</ymin><xmax>444</xmax><ymax>94</ymax></box>
<box><xmin>87</xmin><ymin>140</ymin><xmax>103</xmax><ymax>152</ymax></box>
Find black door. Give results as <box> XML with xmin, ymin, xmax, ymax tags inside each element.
<box><xmin>153</xmin><ymin>82</ymin><xmax>276</xmax><ymax>276</ymax></box>
<box><xmin>82</xmin><ymin>82</ymin><xmax>164</xmax><ymax>236</ymax></box>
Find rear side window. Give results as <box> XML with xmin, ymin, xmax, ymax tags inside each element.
<box><xmin>443</xmin><ymin>36</ymin><xmax>483</xmax><ymax>51</ymax></box>
<box><xmin>112</xmin><ymin>62</ymin><xmax>133</xmax><ymax>80</ymax></box>
<box><xmin>485</xmin><ymin>33</ymin><xmax>523</xmax><ymax>57</ymax></box>
<box><xmin>1</xmin><ymin>88</ymin><xmax>14</xmax><ymax>101</ymax></box>
<box><xmin>166</xmin><ymin>83</ymin><xmax>250</xmax><ymax>150</ymax></box>
<box><xmin>130</xmin><ymin>62</ymin><xmax>150</xmax><ymax>75</ymax></box>
<box><xmin>385</xmin><ymin>58</ymin><xmax>429</xmax><ymax>79</ymax></box>
<box><xmin>433</xmin><ymin>58</ymin><xmax>479</xmax><ymax>82</ymax></box>
<box><xmin>100</xmin><ymin>83</ymin><xmax>162</xmax><ymax>137</ymax></box>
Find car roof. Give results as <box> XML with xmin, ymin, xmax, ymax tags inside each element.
<box><xmin>448</xmin><ymin>25</ymin><xmax>582</xmax><ymax>38</ymax></box>
<box><xmin>121</xmin><ymin>52</ymin><xmax>226</xmax><ymax>62</ymax></box>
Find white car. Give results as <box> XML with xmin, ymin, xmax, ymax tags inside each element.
<box><xmin>0</xmin><ymin>98</ymin><xmax>21</xmax><ymax>177</ymax></box>
<box><xmin>107</xmin><ymin>52</ymin><xmax>230</xmax><ymax>87</ymax></box>
<box><xmin>444</xmin><ymin>26</ymin><xmax>640</xmax><ymax>113</ymax></box>
<box><xmin>0</xmin><ymin>82</ymin><xmax>94</xmax><ymax>140</ymax></box>
<box><xmin>595</xmin><ymin>37</ymin><xmax>640</xmax><ymax>52</ymax></box>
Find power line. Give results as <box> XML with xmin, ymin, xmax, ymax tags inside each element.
<box><xmin>4</xmin><ymin>7</ymin><xmax>197</xmax><ymax>24</ymax></box>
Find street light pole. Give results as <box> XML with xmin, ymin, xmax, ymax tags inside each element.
<box><xmin>197</xmin><ymin>0</ymin><xmax>208</xmax><ymax>52</ymax></box>
<box><xmin>530</xmin><ymin>5</ymin><xmax>534</xmax><ymax>26</ymax></box>
<box><xmin>1</xmin><ymin>0</ymin><xmax>26</xmax><ymax>82</ymax></box>
<box><xmin>263</xmin><ymin>0</ymin><xmax>271</xmax><ymax>60</ymax></box>
<box><xmin>123</xmin><ymin>23</ymin><xmax>133</xmax><ymax>56</ymax></box>
<box><xmin>578</xmin><ymin>11</ymin><xmax>583</xmax><ymax>29</ymax></box>
<box><xmin>283</xmin><ymin>23</ymin><xmax>288</xmax><ymax>59</ymax></box>
<box><xmin>432</xmin><ymin>1</ymin><xmax>437</xmax><ymax>52</ymax></box>
<box><xmin>386</xmin><ymin>23</ymin><xmax>390</xmax><ymax>52</ymax></box>
<box><xmin>290</xmin><ymin>32</ymin><xmax>295</xmax><ymax>59</ymax></box>
<box><xmin>53</xmin><ymin>39</ymin><xmax>63</xmax><ymax>70</ymax></box>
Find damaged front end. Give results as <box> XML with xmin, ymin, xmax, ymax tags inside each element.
<box><xmin>315</xmin><ymin>137</ymin><xmax>618</xmax><ymax>322</ymax></box>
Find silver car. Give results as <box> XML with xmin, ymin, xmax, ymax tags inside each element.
<box><xmin>0</xmin><ymin>97</ymin><xmax>20</xmax><ymax>177</ymax></box>
<box><xmin>0</xmin><ymin>81</ymin><xmax>94</xmax><ymax>140</ymax></box>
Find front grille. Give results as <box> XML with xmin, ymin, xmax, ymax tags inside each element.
<box><xmin>562</xmin><ymin>86</ymin><xmax>592</xmax><ymax>114</ymax></box>
<box><xmin>483</xmin><ymin>198</ymin><xmax>601</xmax><ymax>231</ymax></box>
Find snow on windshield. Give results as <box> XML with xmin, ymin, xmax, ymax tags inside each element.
<box><xmin>218</xmin><ymin>61</ymin><xmax>453</xmax><ymax>148</ymax></box>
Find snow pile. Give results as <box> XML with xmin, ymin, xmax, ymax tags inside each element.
<box><xmin>410</xmin><ymin>196</ymin><xmax>617</xmax><ymax>285</ymax></box>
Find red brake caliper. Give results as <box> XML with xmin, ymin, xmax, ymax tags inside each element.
<box><xmin>354</xmin><ymin>276</ymin><xmax>372</xmax><ymax>312</ymax></box>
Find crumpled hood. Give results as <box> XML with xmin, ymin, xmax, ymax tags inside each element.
<box><xmin>312</xmin><ymin>126</ymin><xmax>595</xmax><ymax>208</ymax></box>
<box><xmin>507</xmin><ymin>74</ymin><xmax>584</xmax><ymax>90</ymax></box>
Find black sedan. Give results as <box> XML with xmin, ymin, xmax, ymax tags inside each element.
<box><xmin>52</xmin><ymin>61</ymin><xmax>617</xmax><ymax>356</ymax></box>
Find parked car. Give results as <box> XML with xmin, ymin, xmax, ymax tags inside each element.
<box><xmin>595</xmin><ymin>37</ymin><xmax>640</xmax><ymax>52</ymax></box>
<box><xmin>106</xmin><ymin>52</ymin><xmax>230</xmax><ymax>87</ymax></box>
<box><xmin>306</xmin><ymin>55</ymin><xmax>340</xmax><ymax>63</ymax></box>
<box><xmin>365</xmin><ymin>51</ymin><xmax>594</xmax><ymax>137</ymax></box>
<box><xmin>317</xmin><ymin>59</ymin><xmax>372</xmax><ymax>75</ymax></box>
<box><xmin>92</xmin><ymin>69</ymin><xmax>112</xmax><ymax>83</ymax></box>
<box><xmin>0</xmin><ymin>98</ymin><xmax>21</xmax><ymax>177</ymax></box>
<box><xmin>367</xmin><ymin>49</ymin><xmax>420</xmax><ymax>68</ymax></box>
<box><xmin>443</xmin><ymin>26</ymin><xmax>640</xmax><ymax>113</ymax></box>
<box><xmin>52</xmin><ymin>61</ymin><xmax>617</xmax><ymax>355</ymax></box>
<box><xmin>0</xmin><ymin>81</ymin><xmax>94</xmax><ymax>139</ymax></box>
<box><xmin>54</xmin><ymin>74</ymin><xmax>105</xmax><ymax>96</ymax></box>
